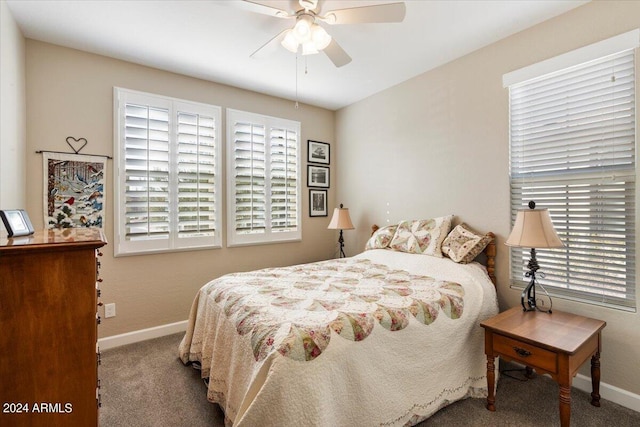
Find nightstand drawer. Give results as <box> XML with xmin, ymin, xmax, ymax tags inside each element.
<box><xmin>493</xmin><ymin>334</ymin><xmax>557</xmax><ymax>374</ymax></box>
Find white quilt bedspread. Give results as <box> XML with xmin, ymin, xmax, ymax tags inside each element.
<box><xmin>179</xmin><ymin>249</ymin><xmax>498</xmax><ymax>426</ymax></box>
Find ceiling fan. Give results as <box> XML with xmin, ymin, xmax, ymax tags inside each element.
<box><xmin>239</xmin><ymin>0</ymin><xmax>406</xmax><ymax>67</ymax></box>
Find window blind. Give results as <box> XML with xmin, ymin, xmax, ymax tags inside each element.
<box><xmin>227</xmin><ymin>109</ymin><xmax>301</xmax><ymax>246</ymax></box>
<box><xmin>509</xmin><ymin>48</ymin><xmax>636</xmax><ymax>310</ymax></box>
<box><xmin>114</xmin><ymin>88</ymin><xmax>222</xmax><ymax>256</ymax></box>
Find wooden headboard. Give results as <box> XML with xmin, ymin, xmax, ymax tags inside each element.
<box><xmin>370</xmin><ymin>224</ymin><xmax>496</xmax><ymax>287</ymax></box>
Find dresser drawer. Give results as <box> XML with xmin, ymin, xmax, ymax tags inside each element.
<box><xmin>493</xmin><ymin>333</ymin><xmax>557</xmax><ymax>374</ymax></box>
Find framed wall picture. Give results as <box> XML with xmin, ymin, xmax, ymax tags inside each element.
<box><xmin>307</xmin><ymin>165</ymin><xmax>330</xmax><ymax>188</ymax></box>
<box><xmin>307</xmin><ymin>140</ymin><xmax>330</xmax><ymax>165</ymax></box>
<box><xmin>0</xmin><ymin>209</ymin><xmax>35</xmax><ymax>237</ymax></box>
<box><xmin>309</xmin><ymin>189</ymin><xmax>328</xmax><ymax>217</ymax></box>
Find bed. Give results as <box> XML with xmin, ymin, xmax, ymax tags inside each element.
<box><xmin>179</xmin><ymin>217</ymin><xmax>498</xmax><ymax>426</ymax></box>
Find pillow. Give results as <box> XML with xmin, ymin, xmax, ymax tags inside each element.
<box><xmin>365</xmin><ymin>225</ymin><xmax>398</xmax><ymax>250</ymax></box>
<box><xmin>389</xmin><ymin>216</ymin><xmax>453</xmax><ymax>257</ymax></box>
<box><xmin>441</xmin><ymin>223</ymin><xmax>493</xmax><ymax>264</ymax></box>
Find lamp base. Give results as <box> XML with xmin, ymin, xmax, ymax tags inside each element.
<box><xmin>338</xmin><ymin>229</ymin><xmax>346</xmax><ymax>258</ymax></box>
<box><xmin>521</xmin><ymin>248</ymin><xmax>552</xmax><ymax>313</ymax></box>
<box><xmin>521</xmin><ymin>277</ymin><xmax>552</xmax><ymax>313</ymax></box>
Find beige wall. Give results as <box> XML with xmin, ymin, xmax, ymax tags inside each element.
<box><xmin>336</xmin><ymin>1</ymin><xmax>640</xmax><ymax>395</ymax></box>
<box><xmin>0</xmin><ymin>0</ymin><xmax>26</xmax><ymax>209</ymax></box>
<box><xmin>25</xmin><ymin>40</ymin><xmax>337</xmax><ymax>338</ymax></box>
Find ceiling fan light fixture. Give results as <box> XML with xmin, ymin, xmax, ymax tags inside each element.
<box><xmin>293</xmin><ymin>16</ymin><xmax>313</xmax><ymax>43</ymax></box>
<box><xmin>281</xmin><ymin>29</ymin><xmax>299</xmax><ymax>53</ymax></box>
<box><xmin>311</xmin><ymin>24</ymin><xmax>331</xmax><ymax>50</ymax></box>
<box><xmin>244</xmin><ymin>0</ymin><xmax>406</xmax><ymax>67</ymax></box>
<box><xmin>302</xmin><ymin>41</ymin><xmax>319</xmax><ymax>55</ymax></box>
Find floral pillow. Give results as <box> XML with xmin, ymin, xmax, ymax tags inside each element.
<box><xmin>365</xmin><ymin>225</ymin><xmax>398</xmax><ymax>250</ymax></box>
<box><xmin>389</xmin><ymin>216</ymin><xmax>453</xmax><ymax>257</ymax></box>
<box><xmin>442</xmin><ymin>223</ymin><xmax>493</xmax><ymax>264</ymax></box>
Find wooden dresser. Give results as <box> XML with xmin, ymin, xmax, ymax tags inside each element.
<box><xmin>0</xmin><ymin>228</ymin><xmax>106</xmax><ymax>426</ymax></box>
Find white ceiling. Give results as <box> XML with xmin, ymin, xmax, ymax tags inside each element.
<box><xmin>6</xmin><ymin>0</ymin><xmax>589</xmax><ymax>111</ymax></box>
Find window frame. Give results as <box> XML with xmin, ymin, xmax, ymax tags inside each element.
<box><xmin>113</xmin><ymin>87</ymin><xmax>222</xmax><ymax>256</ymax></box>
<box><xmin>226</xmin><ymin>108</ymin><xmax>302</xmax><ymax>247</ymax></box>
<box><xmin>504</xmin><ymin>31</ymin><xmax>638</xmax><ymax>311</ymax></box>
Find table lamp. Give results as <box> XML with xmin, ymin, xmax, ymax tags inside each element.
<box><xmin>327</xmin><ymin>203</ymin><xmax>354</xmax><ymax>258</ymax></box>
<box><xmin>505</xmin><ymin>201</ymin><xmax>564</xmax><ymax>312</ymax></box>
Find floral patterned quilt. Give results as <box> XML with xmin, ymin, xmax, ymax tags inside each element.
<box><xmin>208</xmin><ymin>258</ymin><xmax>463</xmax><ymax>363</ymax></box>
<box><xmin>179</xmin><ymin>249</ymin><xmax>498</xmax><ymax>427</ymax></box>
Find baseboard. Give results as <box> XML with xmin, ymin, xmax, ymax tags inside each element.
<box><xmin>574</xmin><ymin>373</ymin><xmax>640</xmax><ymax>413</ymax></box>
<box><xmin>98</xmin><ymin>320</ymin><xmax>188</xmax><ymax>351</ymax></box>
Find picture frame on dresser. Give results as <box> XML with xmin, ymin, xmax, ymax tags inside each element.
<box><xmin>309</xmin><ymin>189</ymin><xmax>328</xmax><ymax>217</ymax></box>
<box><xmin>307</xmin><ymin>140</ymin><xmax>330</xmax><ymax>165</ymax></box>
<box><xmin>0</xmin><ymin>209</ymin><xmax>35</xmax><ymax>237</ymax></box>
<box><xmin>307</xmin><ymin>165</ymin><xmax>330</xmax><ymax>188</ymax></box>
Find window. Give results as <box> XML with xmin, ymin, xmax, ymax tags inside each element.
<box><xmin>227</xmin><ymin>109</ymin><xmax>301</xmax><ymax>246</ymax></box>
<box><xmin>114</xmin><ymin>88</ymin><xmax>222</xmax><ymax>256</ymax></box>
<box><xmin>505</xmin><ymin>31</ymin><xmax>637</xmax><ymax>311</ymax></box>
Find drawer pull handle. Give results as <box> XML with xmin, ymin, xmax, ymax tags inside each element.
<box><xmin>513</xmin><ymin>346</ymin><xmax>531</xmax><ymax>357</ymax></box>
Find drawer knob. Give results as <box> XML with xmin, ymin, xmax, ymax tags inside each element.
<box><xmin>513</xmin><ymin>346</ymin><xmax>532</xmax><ymax>357</ymax></box>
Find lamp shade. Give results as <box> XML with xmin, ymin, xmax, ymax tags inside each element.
<box><xmin>281</xmin><ymin>29</ymin><xmax>299</xmax><ymax>53</ymax></box>
<box><xmin>293</xmin><ymin>15</ymin><xmax>313</xmax><ymax>43</ymax></box>
<box><xmin>311</xmin><ymin>24</ymin><xmax>331</xmax><ymax>50</ymax></box>
<box><xmin>301</xmin><ymin>41</ymin><xmax>319</xmax><ymax>56</ymax></box>
<box><xmin>327</xmin><ymin>205</ymin><xmax>354</xmax><ymax>230</ymax></box>
<box><xmin>505</xmin><ymin>208</ymin><xmax>564</xmax><ymax>248</ymax></box>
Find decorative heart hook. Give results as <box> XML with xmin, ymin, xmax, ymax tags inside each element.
<box><xmin>66</xmin><ymin>136</ymin><xmax>88</xmax><ymax>154</ymax></box>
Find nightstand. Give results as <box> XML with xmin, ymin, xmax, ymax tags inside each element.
<box><xmin>480</xmin><ymin>307</ymin><xmax>606</xmax><ymax>427</ymax></box>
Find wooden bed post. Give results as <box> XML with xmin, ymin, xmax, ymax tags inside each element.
<box><xmin>485</xmin><ymin>232</ymin><xmax>496</xmax><ymax>286</ymax></box>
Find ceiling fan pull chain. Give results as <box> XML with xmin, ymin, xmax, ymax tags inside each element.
<box><xmin>295</xmin><ymin>54</ymin><xmax>299</xmax><ymax>109</ymax></box>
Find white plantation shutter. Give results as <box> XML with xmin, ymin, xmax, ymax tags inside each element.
<box><xmin>114</xmin><ymin>88</ymin><xmax>222</xmax><ymax>256</ymax></box>
<box><xmin>270</xmin><ymin>127</ymin><xmax>299</xmax><ymax>232</ymax></box>
<box><xmin>227</xmin><ymin>109</ymin><xmax>301</xmax><ymax>246</ymax></box>
<box><xmin>233</xmin><ymin>121</ymin><xmax>266</xmax><ymax>234</ymax></box>
<box><xmin>123</xmin><ymin>103</ymin><xmax>171</xmax><ymax>241</ymax></box>
<box><xmin>176</xmin><ymin>110</ymin><xmax>219</xmax><ymax>238</ymax></box>
<box><xmin>507</xmin><ymin>42</ymin><xmax>636</xmax><ymax>310</ymax></box>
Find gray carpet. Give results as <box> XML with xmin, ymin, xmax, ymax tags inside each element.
<box><xmin>99</xmin><ymin>333</ymin><xmax>640</xmax><ymax>426</ymax></box>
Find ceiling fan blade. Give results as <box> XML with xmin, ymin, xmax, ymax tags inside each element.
<box><xmin>237</xmin><ymin>0</ymin><xmax>292</xmax><ymax>18</ymax></box>
<box><xmin>323</xmin><ymin>2</ymin><xmax>406</xmax><ymax>24</ymax></box>
<box><xmin>323</xmin><ymin>39</ymin><xmax>352</xmax><ymax>67</ymax></box>
<box><xmin>250</xmin><ymin>29</ymin><xmax>289</xmax><ymax>59</ymax></box>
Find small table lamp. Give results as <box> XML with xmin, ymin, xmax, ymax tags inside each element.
<box><xmin>327</xmin><ymin>203</ymin><xmax>355</xmax><ymax>258</ymax></box>
<box><xmin>505</xmin><ymin>201</ymin><xmax>564</xmax><ymax>312</ymax></box>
